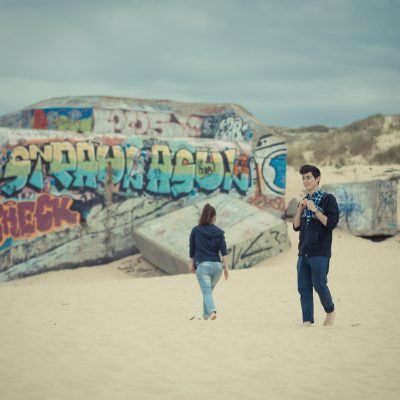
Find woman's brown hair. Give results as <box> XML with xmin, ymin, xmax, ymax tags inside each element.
<box><xmin>199</xmin><ymin>203</ymin><xmax>216</xmax><ymax>225</ymax></box>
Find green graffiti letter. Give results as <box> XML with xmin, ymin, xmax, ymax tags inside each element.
<box><xmin>195</xmin><ymin>150</ymin><xmax>224</xmax><ymax>191</ymax></box>
<box><xmin>28</xmin><ymin>144</ymin><xmax>53</xmax><ymax>190</ymax></box>
<box><xmin>122</xmin><ymin>145</ymin><xmax>144</xmax><ymax>191</ymax></box>
<box><xmin>171</xmin><ymin>148</ymin><xmax>195</xmax><ymax>197</ymax></box>
<box><xmin>74</xmin><ymin>142</ymin><xmax>97</xmax><ymax>188</ymax></box>
<box><xmin>146</xmin><ymin>144</ymin><xmax>172</xmax><ymax>194</ymax></box>
<box><xmin>2</xmin><ymin>146</ymin><xmax>31</xmax><ymax>195</ymax></box>
<box><xmin>49</xmin><ymin>142</ymin><xmax>77</xmax><ymax>188</ymax></box>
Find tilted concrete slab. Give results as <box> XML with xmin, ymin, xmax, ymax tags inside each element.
<box><xmin>133</xmin><ymin>194</ymin><xmax>290</xmax><ymax>275</ymax></box>
<box><xmin>322</xmin><ymin>180</ymin><xmax>398</xmax><ymax>236</ymax></box>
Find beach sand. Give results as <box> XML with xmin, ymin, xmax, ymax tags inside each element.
<box><xmin>0</xmin><ymin>165</ymin><xmax>399</xmax><ymax>400</ymax></box>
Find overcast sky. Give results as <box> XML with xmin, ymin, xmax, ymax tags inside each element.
<box><xmin>0</xmin><ymin>0</ymin><xmax>399</xmax><ymax>128</ymax></box>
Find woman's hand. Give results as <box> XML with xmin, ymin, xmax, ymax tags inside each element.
<box><xmin>189</xmin><ymin>261</ymin><xmax>196</xmax><ymax>274</ymax></box>
<box><xmin>223</xmin><ymin>267</ymin><xmax>229</xmax><ymax>280</ymax></box>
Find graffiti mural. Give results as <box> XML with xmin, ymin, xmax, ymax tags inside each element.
<box><xmin>0</xmin><ymin>194</ymin><xmax>79</xmax><ymax>246</ymax></box>
<box><xmin>0</xmin><ymin>134</ymin><xmax>256</xmax><ymax>267</ymax></box>
<box><xmin>322</xmin><ymin>180</ymin><xmax>397</xmax><ymax>236</ymax></box>
<box><xmin>216</xmin><ymin>116</ymin><xmax>254</xmax><ymax>142</ymax></box>
<box><xmin>0</xmin><ymin>139</ymin><xmax>252</xmax><ymax>198</ymax></box>
<box><xmin>228</xmin><ymin>225</ymin><xmax>289</xmax><ymax>270</ymax></box>
<box><xmin>254</xmin><ymin>134</ymin><xmax>287</xmax><ymax>196</ymax></box>
<box><xmin>376</xmin><ymin>181</ymin><xmax>397</xmax><ymax>230</ymax></box>
<box><xmin>22</xmin><ymin>108</ymin><xmax>93</xmax><ymax>133</ymax></box>
<box><xmin>0</xmin><ymin>97</ymin><xmax>288</xmax><ymax>280</ymax></box>
<box><xmin>93</xmin><ymin>109</ymin><xmax>204</xmax><ymax>138</ymax></box>
<box><xmin>2</xmin><ymin>106</ymin><xmax>255</xmax><ymax>143</ymax></box>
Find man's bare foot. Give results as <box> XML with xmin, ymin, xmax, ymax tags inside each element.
<box><xmin>323</xmin><ymin>311</ymin><xmax>336</xmax><ymax>326</ymax></box>
<box><xmin>209</xmin><ymin>312</ymin><xmax>217</xmax><ymax>320</ymax></box>
<box><xmin>302</xmin><ymin>321</ymin><xmax>313</xmax><ymax>327</ymax></box>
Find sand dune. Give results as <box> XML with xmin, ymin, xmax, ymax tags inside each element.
<box><xmin>1</xmin><ymin>166</ymin><xmax>399</xmax><ymax>400</ymax></box>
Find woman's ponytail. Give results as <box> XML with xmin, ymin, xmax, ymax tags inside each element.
<box><xmin>199</xmin><ymin>203</ymin><xmax>216</xmax><ymax>225</ymax></box>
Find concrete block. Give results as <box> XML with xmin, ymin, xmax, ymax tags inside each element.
<box><xmin>322</xmin><ymin>180</ymin><xmax>398</xmax><ymax>236</ymax></box>
<box><xmin>285</xmin><ymin>197</ymin><xmax>300</xmax><ymax>218</ymax></box>
<box><xmin>133</xmin><ymin>194</ymin><xmax>290</xmax><ymax>274</ymax></box>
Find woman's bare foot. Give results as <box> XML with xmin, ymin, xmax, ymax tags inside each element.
<box><xmin>323</xmin><ymin>311</ymin><xmax>336</xmax><ymax>326</ymax></box>
<box><xmin>209</xmin><ymin>312</ymin><xmax>217</xmax><ymax>320</ymax></box>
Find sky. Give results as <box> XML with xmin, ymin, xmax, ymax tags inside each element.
<box><xmin>0</xmin><ymin>0</ymin><xmax>399</xmax><ymax>128</ymax></box>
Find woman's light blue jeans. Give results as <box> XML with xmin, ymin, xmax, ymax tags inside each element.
<box><xmin>196</xmin><ymin>261</ymin><xmax>223</xmax><ymax>319</ymax></box>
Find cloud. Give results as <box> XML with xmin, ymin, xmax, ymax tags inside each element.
<box><xmin>0</xmin><ymin>0</ymin><xmax>399</xmax><ymax>127</ymax></box>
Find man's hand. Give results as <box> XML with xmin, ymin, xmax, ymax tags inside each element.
<box><xmin>305</xmin><ymin>199</ymin><xmax>317</xmax><ymax>212</ymax></box>
<box><xmin>298</xmin><ymin>199</ymin><xmax>307</xmax><ymax>210</ymax></box>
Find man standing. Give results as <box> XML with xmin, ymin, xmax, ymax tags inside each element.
<box><xmin>293</xmin><ymin>165</ymin><xmax>339</xmax><ymax>326</ymax></box>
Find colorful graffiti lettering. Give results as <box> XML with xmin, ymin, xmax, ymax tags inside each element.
<box><xmin>0</xmin><ymin>194</ymin><xmax>79</xmax><ymax>246</ymax></box>
<box><xmin>93</xmin><ymin>109</ymin><xmax>203</xmax><ymax>137</ymax></box>
<box><xmin>94</xmin><ymin>110</ymin><xmax>255</xmax><ymax>142</ymax></box>
<box><xmin>217</xmin><ymin>116</ymin><xmax>251</xmax><ymax>141</ymax></box>
<box><xmin>15</xmin><ymin>108</ymin><xmax>255</xmax><ymax>143</ymax></box>
<box><xmin>25</xmin><ymin>108</ymin><xmax>93</xmax><ymax>133</ymax></box>
<box><xmin>0</xmin><ymin>141</ymin><xmax>252</xmax><ymax>198</ymax></box>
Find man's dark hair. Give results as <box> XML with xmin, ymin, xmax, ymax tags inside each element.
<box><xmin>299</xmin><ymin>165</ymin><xmax>321</xmax><ymax>179</ymax></box>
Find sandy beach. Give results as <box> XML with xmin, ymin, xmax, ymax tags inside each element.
<box><xmin>1</xmin><ymin>165</ymin><xmax>399</xmax><ymax>400</ymax></box>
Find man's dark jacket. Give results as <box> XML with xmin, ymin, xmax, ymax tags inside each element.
<box><xmin>293</xmin><ymin>193</ymin><xmax>340</xmax><ymax>257</ymax></box>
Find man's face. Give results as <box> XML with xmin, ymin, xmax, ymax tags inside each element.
<box><xmin>302</xmin><ymin>172</ymin><xmax>320</xmax><ymax>192</ymax></box>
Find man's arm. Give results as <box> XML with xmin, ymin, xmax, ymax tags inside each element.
<box><xmin>305</xmin><ymin>196</ymin><xmax>339</xmax><ymax>230</ymax></box>
<box><xmin>304</xmin><ymin>199</ymin><xmax>328</xmax><ymax>227</ymax></box>
<box><xmin>314</xmin><ymin>209</ymin><xmax>328</xmax><ymax>227</ymax></box>
<box><xmin>324</xmin><ymin>195</ymin><xmax>340</xmax><ymax>230</ymax></box>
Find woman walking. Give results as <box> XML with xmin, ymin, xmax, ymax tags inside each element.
<box><xmin>189</xmin><ymin>204</ymin><xmax>229</xmax><ymax>320</ymax></box>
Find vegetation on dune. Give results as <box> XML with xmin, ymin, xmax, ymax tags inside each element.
<box><xmin>371</xmin><ymin>145</ymin><xmax>400</xmax><ymax>165</ymax></box>
<box><xmin>285</xmin><ymin>115</ymin><xmax>400</xmax><ymax>168</ymax></box>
